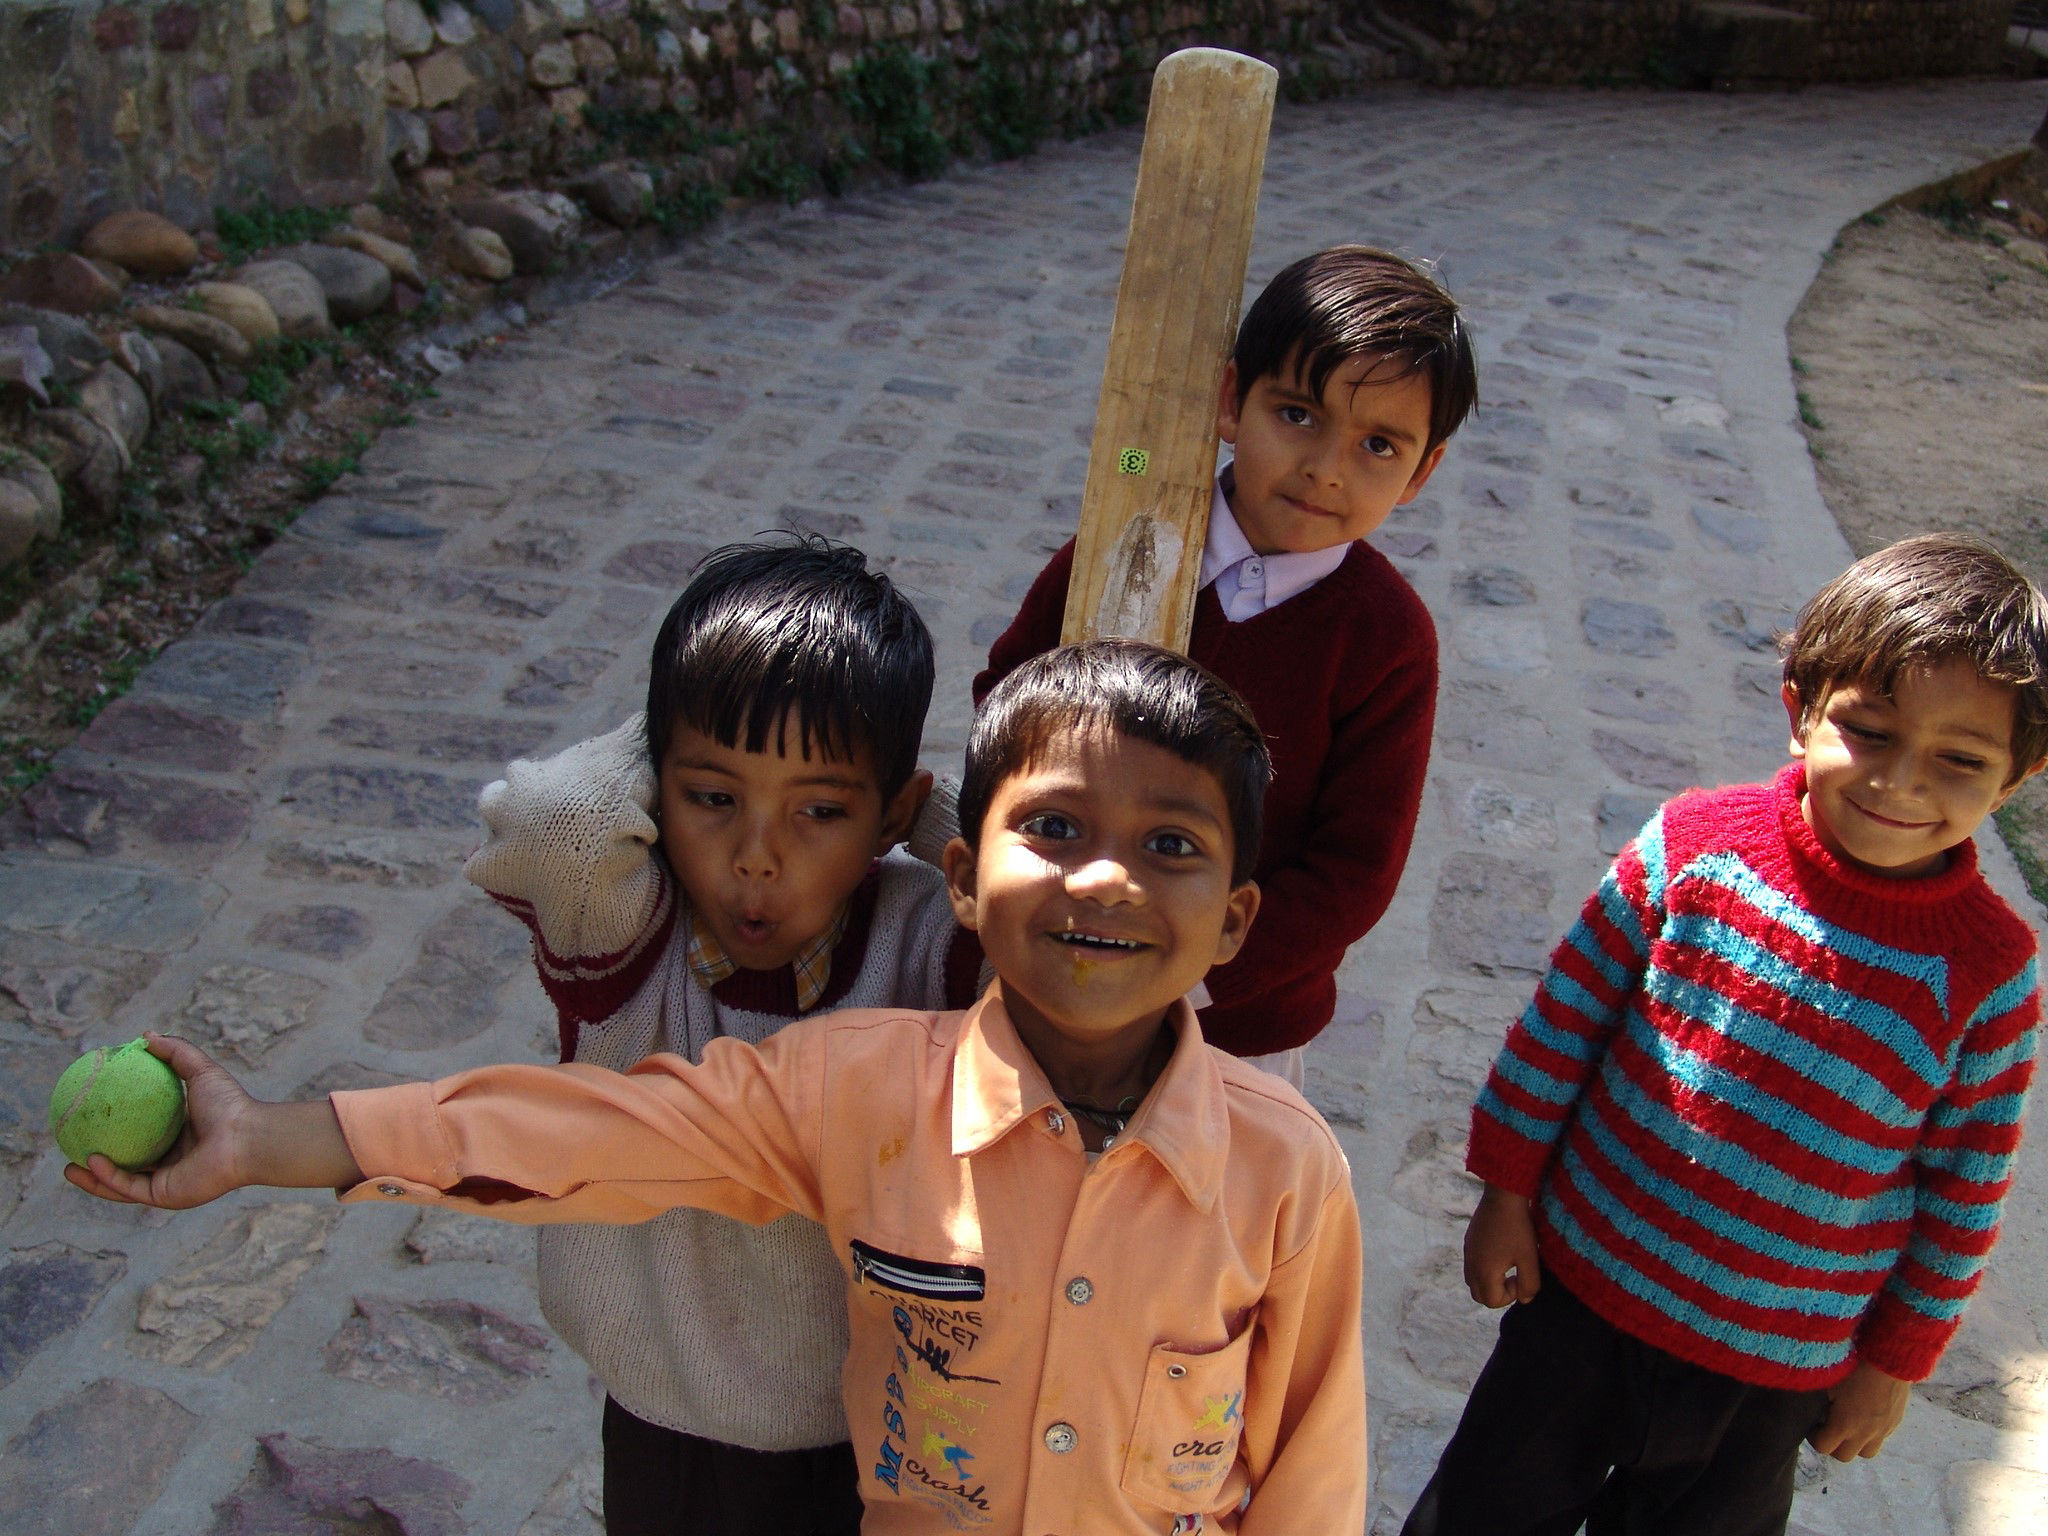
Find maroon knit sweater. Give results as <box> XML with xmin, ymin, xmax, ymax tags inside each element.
<box><xmin>975</xmin><ymin>537</ymin><xmax>1437</xmax><ymax>1054</ymax></box>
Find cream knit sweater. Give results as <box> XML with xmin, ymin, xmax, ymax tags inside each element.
<box><xmin>465</xmin><ymin>718</ymin><xmax>969</xmax><ymax>1449</ymax></box>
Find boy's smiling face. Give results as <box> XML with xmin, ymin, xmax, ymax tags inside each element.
<box><xmin>942</xmin><ymin>723</ymin><xmax>1259</xmax><ymax>1063</ymax></box>
<box><xmin>1785</xmin><ymin>656</ymin><xmax>2040</xmax><ymax>879</ymax></box>
<box><xmin>659</xmin><ymin>711</ymin><xmax>927</xmax><ymax>971</ymax></box>
<box><xmin>1216</xmin><ymin>349</ymin><xmax>1446</xmax><ymax>557</ymax></box>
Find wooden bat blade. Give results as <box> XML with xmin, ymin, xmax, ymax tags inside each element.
<box><xmin>1064</xmin><ymin>47</ymin><xmax>1278</xmax><ymax>651</ymax></box>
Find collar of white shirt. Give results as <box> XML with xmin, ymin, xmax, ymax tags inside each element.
<box><xmin>1198</xmin><ymin>473</ymin><xmax>1351</xmax><ymax>622</ymax></box>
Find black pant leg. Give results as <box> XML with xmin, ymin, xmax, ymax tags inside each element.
<box><xmin>1402</xmin><ymin>1283</ymin><xmax>1645</xmax><ymax>1536</ymax></box>
<box><xmin>1587</xmin><ymin>1365</ymin><xmax>1831</xmax><ymax>1536</ymax></box>
<box><xmin>702</xmin><ymin>1436</ymin><xmax>864</xmax><ymax>1536</ymax></box>
<box><xmin>600</xmin><ymin>1397</ymin><xmax>864</xmax><ymax>1536</ymax></box>
<box><xmin>603</xmin><ymin>1397</ymin><xmax>687</xmax><ymax>1536</ymax></box>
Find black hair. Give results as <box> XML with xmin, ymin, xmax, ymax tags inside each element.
<box><xmin>1232</xmin><ymin>245</ymin><xmax>1478</xmax><ymax>455</ymax></box>
<box><xmin>959</xmin><ymin>640</ymin><xmax>1270</xmax><ymax>884</ymax></box>
<box><xmin>644</xmin><ymin>535</ymin><xmax>934</xmax><ymax>796</ymax></box>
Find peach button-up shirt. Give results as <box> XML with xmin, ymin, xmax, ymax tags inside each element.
<box><xmin>333</xmin><ymin>994</ymin><xmax>1366</xmax><ymax>1535</ymax></box>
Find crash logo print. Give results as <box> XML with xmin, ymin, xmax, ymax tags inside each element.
<box><xmin>1165</xmin><ymin>1391</ymin><xmax>1241</xmax><ymax>1500</ymax></box>
<box><xmin>856</xmin><ymin>1238</ymin><xmax>998</xmax><ymax>1528</ymax></box>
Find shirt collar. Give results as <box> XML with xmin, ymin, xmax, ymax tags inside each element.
<box><xmin>950</xmin><ymin>991</ymin><xmax>1231</xmax><ymax>1211</ymax></box>
<box><xmin>1198</xmin><ymin>468</ymin><xmax>1352</xmax><ymax>614</ymax></box>
<box><xmin>684</xmin><ymin>901</ymin><xmax>850</xmax><ymax>1013</ymax></box>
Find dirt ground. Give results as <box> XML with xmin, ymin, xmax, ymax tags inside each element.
<box><xmin>1787</xmin><ymin>152</ymin><xmax>2048</xmax><ymax>896</ymax></box>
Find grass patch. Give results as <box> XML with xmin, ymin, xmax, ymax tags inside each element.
<box><xmin>844</xmin><ymin>47</ymin><xmax>951</xmax><ymax>181</ymax></box>
<box><xmin>734</xmin><ymin>135</ymin><xmax>816</xmax><ymax>205</ymax></box>
<box><xmin>969</xmin><ymin>27</ymin><xmax>1051</xmax><ymax>159</ymax></box>
<box><xmin>300</xmin><ymin>431</ymin><xmax>371</xmax><ymax>496</ymax></box>
<box><xmin>583</xmin><ymin>102</ymin><xmax>703</xmax><ymax>159</ymax></box>
<box><xmin>67</xmin><ymin>645</ymin><xmax>156</xmax><ymax>728</ymax></box>
<box><xmin>1796</xmin><ymin>391</ymin><xmax>1824</xmax><ymax>431</ymax></box>
<box><xmin>648</xmin><ymin>180</ymin><xmax>727</xmax><ymax>233</ymax></box>
<box><xmin>0</xmin><ymin>736</ymin><xmax>53</xmax><ymax>798</ymax></box>
<box><xmin>215</xmin><ymin>195</ymin><xmax>347</xmax><ymax>262</ymax></box>
<box><xmin>1996</xmin><ymin>796</ymin><xmax>2048</xmax><ymax>909</ymax></box>
<box><xmin>1926</xmin><ymin>191</ymin><xmax>1980</xmax><ymax>238</ymax></box>
<box><xmin>246</xmin><ymin>333</ymin><xmax>347</xmax><ymax>410</ymax></box>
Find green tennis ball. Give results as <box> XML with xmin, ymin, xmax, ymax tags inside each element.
<box><xmin>48</xmin><ymin>1038</ymin><xmax>186</xmax><ymax>1171</ymax></box>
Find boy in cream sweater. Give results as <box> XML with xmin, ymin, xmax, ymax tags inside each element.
<box><xmin>460</xmin><ymin>537</ymin><xmax>981</xmax><ymax>1534</ymax></box>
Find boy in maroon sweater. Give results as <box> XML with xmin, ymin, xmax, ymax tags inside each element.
<box><xmin>977</xmin><ymin>247</ymin><xmax>1478</xmax><ymax>1069</ymax></box>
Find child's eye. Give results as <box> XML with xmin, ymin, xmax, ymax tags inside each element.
<box><xmin>1363</xmin><ymin>435</ymin><xmax>1396</xmax><ymax>459</ymax></box>
<box><xmin>686</xmin><ymin>789</ymin><xmax>736</xmax><ymax>810</ymax></box>
<box><xmin>1838</xmin><ymin>723</ymin><xmax>1884</xmax><ymax>744</ymax></box>
<box><xmin>801</xmin><ymin>803</ymin><xmax>850</xmax><ymax>822</ymax></box>
<box><xmin>1943</xmin><ymin>755</ymin><xmax>1988</xmax><ymax>773</ymax></box>
<box><xmin>1020</xmin><ymin>811</ymin><xmax>1080</xmax><ymax>841</ymax></box>
<box><xmin>1278</xmin><ymin>404</ymin><xmax>1313</xmax><ymax>428</ymax></box>
<box><xmin>1146</xmin><ymin>831</ymin><xmax>1200</xmax><ymax>858</ymax></box>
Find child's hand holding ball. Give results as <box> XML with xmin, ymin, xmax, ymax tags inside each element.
<box><xmin>54</xmin><ymin>1034</ymin><xmax>286</xmax><ymax>1209</ymax></box>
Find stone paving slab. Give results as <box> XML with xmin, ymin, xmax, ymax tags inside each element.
<box><xmin>3</xmin><ymin>79</ymin><xmax>2047</xmax><ymax>1535</ymax></box>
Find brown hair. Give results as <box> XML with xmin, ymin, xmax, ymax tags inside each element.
<box><xmin>1231</xmin><ymin>245</ymin><xmax>1478</xmax><ymax>456</ymax></box>
<box><xmin>1781</xmin><ymin>534</ymin><xmax>2048</xmax><ymax>776</ymax></box>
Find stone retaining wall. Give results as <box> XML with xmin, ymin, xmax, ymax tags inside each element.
<box><xmin>1375</xmin><ymin>0</ymin><xmax>2012</xmax><ymax>87</ymax></box>
<box><xmin>0</xmin><ymin>0</ymin><xmax>2020</xmax><ymax>249</ymax></box>
<box><xmin>1799</xmin><ymin>0</ymin><xmax>2013</xmax><ymax>81</ymax></box>
<box><xmin>0</xmin><ymin>0</ymin><xmax>1403</xmax><ymax>250</ymax></box>
<box><xmin>1</xmin><ymin>1</ymin><xmax>389</xmax><ymax>248</ymax></box>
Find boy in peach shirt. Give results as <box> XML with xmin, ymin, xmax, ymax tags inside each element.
<box><xmin>70</xmin><ymin>641</ymin><xmax>1367</xmax><ymax>1536</ymax></box>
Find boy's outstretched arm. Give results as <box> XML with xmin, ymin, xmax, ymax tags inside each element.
<box><xmin>63</xmin><ymin>1034</ymin><xmax>362</xmax><ymax>1208</ymax></box>
<box><xmin>69</xmin><ymin>1030</ymin><xmax>829</xmax><ymax>1230</ymax></box>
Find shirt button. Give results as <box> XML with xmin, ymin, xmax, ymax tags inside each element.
<box><xmin>1065</xmin><ymin>1276</ymin><xmax>1094</xmax><ymax>1306</ymax></box>
<box><xmin>1043</xmin><ymin>1421</ymin><xmax>1078</xmax><ymax>1454</ymax></box>
<box><xmin>1245</xmin><ymin>558</ymin><xmax>1263</xmax><ymax>579</ymax></box>
<box><xmin>377</xmin><ymin>1184</ymin><xmax>404</xmax><ymax>1197</ymax></box>
<box><xmin>1045</xmin><ymin>1110</ymin><xmax>1065</xmax><ymax>1135</ymax></box>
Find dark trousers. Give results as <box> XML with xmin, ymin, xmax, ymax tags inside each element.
<box><xmin>1401</xmin><ymin>1281</ymin><xmax>1832</xmax><ymax>1536</ymax></box>
<box><xmin>601</xmin><ymin>1396</ymin><xmax>864</xmax><ymax>1536</ymax></box>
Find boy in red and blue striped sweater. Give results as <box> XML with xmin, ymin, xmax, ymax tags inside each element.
<box><xmin>1406</xmin><ymin>535</ymin><xmax>2048</xmax><ymax>1536</ymax></box>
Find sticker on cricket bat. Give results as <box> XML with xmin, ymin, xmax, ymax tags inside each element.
<box><xmin>1118</xmin><ymin>447</ymin><xmax>1151</xmax><ymax>475</ymax></box>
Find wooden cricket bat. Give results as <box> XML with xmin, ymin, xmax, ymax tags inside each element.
<box><xmin>1064</xmin><ymin>47</ymin><xmax>1278</xmax><ymax>652</ymax></box>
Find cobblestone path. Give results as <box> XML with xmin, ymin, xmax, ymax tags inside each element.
<box><xmin>3</xmin><ymin>80</ymin><xmax>2046</xmax><ymax>1536</ymax></box>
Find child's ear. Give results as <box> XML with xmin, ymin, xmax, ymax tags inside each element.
<box><xmin>1397</xmin><ymin>440</ymin><xmax>1448</xmax><ymax>504</ymax></box>
<box><xmin>1209</xmin><ymin>880</ymin><xmax>1261</xmax><ymax>968</ymax></box>
<box><xmin>878</xmin><ymin>768</ymin><xmax>933</xmax><ymax>851</ymax></box>
<box><xmin>1215</xmin><ymin>361</ymin><xmax>1242</xmax><ymax>446</ymax></box>
<box><xmin>1782</xmin><ymin>681</ymin><xmax>1808</xmax><ymax>759</ymax></box>
<box><xmin>941</xmin><ymin>837</ymin><xmax>981</xmax><ymax>931</ymax></box>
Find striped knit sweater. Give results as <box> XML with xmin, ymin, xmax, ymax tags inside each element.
<box><xmin>1469</xmin><ymin>763</ymin><xmax>2041</xmax><ymax>1389</ymax></box>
